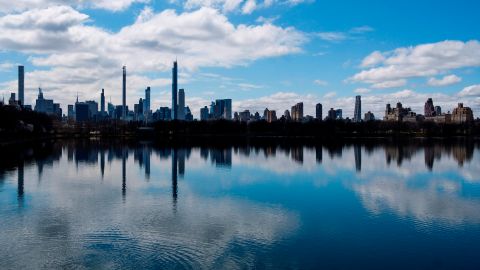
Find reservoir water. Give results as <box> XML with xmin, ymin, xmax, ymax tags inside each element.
<box><xmin>1</xmin><ymin>139</ymin><xmax>479</xmax><ymax>269</ymax></box>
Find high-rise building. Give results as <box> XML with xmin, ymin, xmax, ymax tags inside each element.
<box><xmin>34</xmin><ymin>88</ymin><xmax>54</xmax><ymax>114</ymax></box>
<box><xmin>238</xmin><ymin>110</ymin><xmax>251</xmax><ymax>122</ymax></box>
<box><xmin>291</xmin><ymin>102</ymin><xmax>303</xmax><ymax>121</ymax></box>
<box><xmin>9</xmin><ymin>93</ymin><xmax>17</xmax><ymax>106</ymax></box>
<box><xmin>284</xmin><ymin>110</ymin><xmax>291</xmax><ymax>121</ymax></box>
<box><xmin>68</xmin><ymin>105</ymin><xmax>75</xmax><ymax>120</ymax></box>
<box><xmin>364</xmin><ymin>111</ymin><xmax>375</xmax><ymax>121</ymax></box>
<box><xmin>212</xmin><ymin>99</ymin><xmax>232</xmax><ymax>120</ymax></box>
<box><xmin>452</xmin><ymin>103</ymin><xmax>474</xmax><ymax>123</ymax></box>
<box><xmin>172</xmin><ymin>61</ymin><xmax>178</xmax><ymax>120</ymax></box>
<box><xmin>158</xmin><ymin>107</ymin><xmax>171</xmax><ymax>120</ymax></box>
<box><xmin>316</xmin><ymin>103</ymin><xmax>322</xmax><ymax>120</ymax></box>
<box><xmin>107</xmin><ymin>102</ymin><xmax>115</xmax><ymax>117</ymax></box>
<box><xmin>434</xmin><ymin>106</ymin><xmax>442</xmax><ymax>116</ymax></box>
<box><xmin>134</xmin><ymin>98</ymin><xmax>144</xmax><ymax>120</ymax></box>
<box><xmin>178</xmin><ymin>88</ymin><xmax>185</xmax><ymax>120</ymax></box>
<box><xmin>335</xmin><ymin>109</ymin><xmax>343</xmax><ymax>119</ymax></box>
<box><xmin>384</xmin><ymin>102</ymin><xmax>415</xmax><ymax>121</ymax></box>
<box><xmin>266</xmin><ymin>110</ymin><xmax>277</xmax><ymax>123</ymax></box>
<box><xmin>263</xmin><ymin>108</ymin><xmax>269</xmax><ymax>120</ymax></box>
<box><xmin>144</xmin><ymin>87</ymin><xmax>150</xmax><ymax>114</ymax></box>
<box><xmin>424</xmin><ymin>98</ymin><xmax>435</xmax><ymax>117</ymax></box>
<box><xmin>85</xmin><ymin>100</ymin><xmax>99</xmax><ymax>119</ymax></box>
<box><xmin>185</xmin><ymin>106</ymin><xmax>193</xmax><ymax>121</ymax></box>
<box><xmin>200</xmin><ymin>106</ymin><xmax>209</xmax><ymax>121</ymax></box>
<box><xmin>76</xmin><ymin>102</ymin><xmax>90</xmax><ymax>122</ymax></box>
<box><xmin>18</xmin><ymin>65</ymin><xmax>24</xmax><ymax>106</ymax></box>
<box><xmin>354</xmin><ymin>95</ymin><xmax>361</xmax><ymax>122</ymax></box>
<box><xmin>122</xmin><ymin>66</ymin><xmax>126</xmax><ymax>120</ymax></box>
<box><xmin>327</xmin><ymin>108</ymin><xmax>337</xmax><ymax>120</ymax></box>
<box><xmin>100</xmin><ymin>89</ymin><xmax>105</xmax><ymax>113</ymax></box>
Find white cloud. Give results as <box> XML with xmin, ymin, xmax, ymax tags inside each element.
<box><xmin>427</xmin><ymin>74</ymin><xmax>462</xmax><ymax>87</ymax></box>
<box><xmin>349</xmin><ymin>25</ymin><xmax>374</xmax><ymax>34</ymax></box>
<box><xmin>316</xmin><ymin>32</ymin><xmax>347</xmax><ymax>42</ymax></box>
<box><xmin>360</xmin><ymin>51</ymin><xmax>385</xmax><ymax>67</ymax></box>
<box><xmin>317</xmin><ymin>26</ymin><xmax>374</xmax><ymax>43</ymax></box>
<box><xmin>0</xmin><ymin>62</ymin><xmax>14</xmax><ymax>71</ymax></box>
<box><xmin>0</xmin><ymin>0</ymin><xmax>149</xmax><ymax>13</ymax></box>
<box><xmin>351</xmin><ymin>40</ymin><xmax>480</xmax><ymax>87</ymax></box>
<box><xmin>182</xmin><ymin>0</ymin><xmax>306</xmax><ymax>13</ymax></box>
<box><xmin>371</xmin><ymin>79</ymin><xmax>406</xmax><ymax>89</ymax></box>
<box><xmin>458</xmin><ymin>85</ymin><xmax>480</xmax><ymax>97</ymax></box>
<box><xmin>354</xmin><ymin>88</ymin><xmax>371</xmax><ymax>94</ymax></box>
<box><xmin>313</xmin><ymin>79</ymin><xmax>328</xmax><ymax>86</ymax></box>
<box><xmin>242</xmin><ymin>0</ymin><xmax>257</xmax><ymax>14</ymax></box>
<box><xmin>0</xmin><ymin>6</ymin><xmax>305</xmax><ymax>110</ymax></box>
<box><xmin>323</xmin><ymin>91</ymin><xmax>336</xmax><ymax>99</ymax></box>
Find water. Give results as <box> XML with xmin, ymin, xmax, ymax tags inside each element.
<box><xmin>1</xmin><ymin>139</ymin><xmax>480</xmax><ymax>269</ymax></box>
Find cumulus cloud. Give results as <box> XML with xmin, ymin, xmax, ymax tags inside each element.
<box><xmin>371</xmin><ymin>79</ymin><xmax>406</xmax><ymax>89</ymax></box>
<box><xmin>0</xmin><ymin>6</ymin><xmax>305</xmax><ymax>110</ymax></box>
<box><xmin>360</xmin><ymin>51</ymin><xmax>385</xmax><ymax>67</ymax></box>
<box><xmin>351</xmin><ymin>40</ymin><xmax>480</xmax><ymax>87</ymax></box>
<box><xmin>0</xmin><ymin>0</ymin><xmax>149</xmax><ymax>13</ymax></box>
<box><xmin>458</xmin><ymin>85</ymin><xmax>480</xmax><ymax>97</ymax></box>
<box><xmin>427</xmin><ymin>74</ymin><xmax>462</xmax><ymax>87</ymax></box>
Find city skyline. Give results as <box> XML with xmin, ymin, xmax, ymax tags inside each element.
<box><xmin>2</xmin><ymin>61</ymin><xmax>476</xmax><ymax>123</ymax></box>
<box><xmin>0</xmin><ymin>1</ymin><xmax>479</xmax><ymax>119</ymax></box>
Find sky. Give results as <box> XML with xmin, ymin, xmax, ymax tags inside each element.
<box><xmin>0</xmin><ymin>0</ymin><xmax>479</xmax><ymax>118</ymax></box>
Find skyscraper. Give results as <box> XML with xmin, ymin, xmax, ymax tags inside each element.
<box><xmin>100</xmin><ymin>88</ymin><xmax>105</xmax><ymax>113</ymax></box>
<box><xmin>200</xmin><ymin>106</ymin><xmax>209</xmax><ymax>121</ymax></box>
<box><xmin>172</xmin><ymin>61</ymin><xmax>178</xmax><ymax>120</ymax></box>
<box><xmin>18</xmin><ymin>65</ymin><xmax>24</xmax><ymax>106</ymax></box>
<box><xmin>354</xmin><ymin>95</ymin><xmax>361</xmax><ymax>122</ymax></box>
<box><xmin>424</xmin><ymin>98</ymin><xmax>435</xmax><ymax>116</ymax></box>
<box><xmin>291</xmin><ymin>102</ymin><xmax>303</xmax><ymax>121</ymax></box>
<box><xmin>316</xmin><ymin>103</ymin><xmax>322</xmax><ymax>120</ymax></box>
<box><xmin>211</xmin><ymin>99</ymin><xmax>232</xmax><ymax>120</ymax></box>
<box><xmin>178</xmin><ymin>88</ymin><xmax>185</xmax><ymax>120</ymax></box>
<box><xmin>144</xmin><ymin>87</ymin><xmax>151</xmax><ymax>114</ymax></box>
<box><xmin>122</xmin><ymin>66</ymin><xmax>126</xmax><ymax>120</ymax></box>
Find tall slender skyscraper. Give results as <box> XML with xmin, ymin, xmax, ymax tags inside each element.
<box><xmin>100</xmin><ymin>88</ymin><xmax>105</xmax><ymax>113</ymax></box>
<box><xmin>354</xmin><ymin>95</ymin><xmax>361</xmax><ymax>122</ymax></box>
<box><xmin>144</xmin><ymin>87</ymin><xmax>150</xmax><ymax>113</ymax></box>
<box><xmin>172</xmin><ymin>61</ymin><xmax>178</xmax><ymax>120</ymax></box>
<box><xmin>122</xmin><ymin>66</ymin><xmax>126</xmax><ymax>120</ymax></box>
<box><xmin>18</xmin><ymin>65</ymin><xmax>24</xmax><ymax>106</ymax></box>
<box><xmin>178</xmin><ymin>88</ymin><xmax>185</xmax><ymax>120</ymax></box>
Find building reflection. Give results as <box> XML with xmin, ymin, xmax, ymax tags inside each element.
<box><xmin>354</xmin><ymin>145</ymin><xmax>362</xmax><ymax>172</ymax></box>
<box><xmin>122</xmin><ymin>147</ymin><xmax>127</xmax><ymax>200</ymax></box>
<box><xmin>316</xmin><ymin>147</ymin><xmax>322</xmax><ymax>164</ymax></box>
<box><xmin>200</xmin><ymin>147</ymin><xmax>232</xmax><ymax>168</ymax></box>
<box><xmin>291</xmin><ymin>146</ymin><xmax>303</xmax><ymax>164</ymax></box>
<box><xmin>0</xmin><ymin>139</ymin><xmax>478</xmax><ymax>208</ymax></box>
<box><xmin>172</xmin><ymin>148</ymin><xmax>178</xmax><ymax>205</ymax></box>
<box><xmin>17</xmin><ymin>162</ymin><xmax>24</xmax><ymax>207</ymax></box>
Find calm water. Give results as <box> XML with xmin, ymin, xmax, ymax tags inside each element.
<box><xmin>1</xmin><ymin>140</ymin><xmax>480</xmax><ymax>269</ymax></box>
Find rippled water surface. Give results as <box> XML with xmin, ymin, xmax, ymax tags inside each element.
<box><xmin>1</xmin><ymin>140</ymin><xmax>480</xmax><ymax>269</ymax></box>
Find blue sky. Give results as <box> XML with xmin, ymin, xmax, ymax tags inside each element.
<box><xmin>0</xmin><ymin>0</ymin><xmax>479</xmax><ymax>118</ymax></box>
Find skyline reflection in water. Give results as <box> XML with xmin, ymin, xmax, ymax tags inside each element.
<box><xmin>0</xmin><ymin>139</ymin><xmax>480</xmax><ymax>269</ymax></box>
